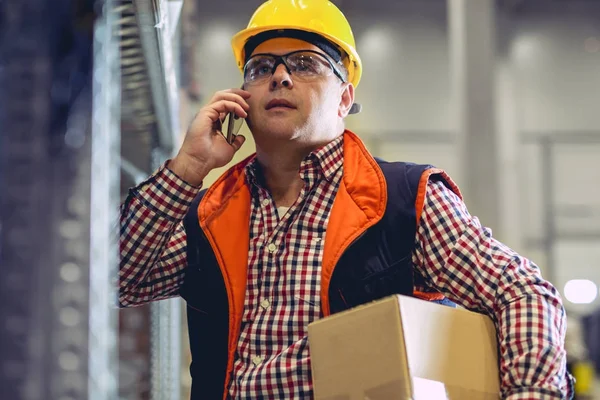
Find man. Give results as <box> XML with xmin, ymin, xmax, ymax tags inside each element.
<box><xmin>119</xmin><ymin>0</ymin><xmax>574</xmax><ymax>398</ymax></box>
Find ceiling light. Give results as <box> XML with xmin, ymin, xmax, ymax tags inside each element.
<box><xmin>564</xmin><ymin>279</ymin><xmax>598</xmax><ymax>304</ymax></box>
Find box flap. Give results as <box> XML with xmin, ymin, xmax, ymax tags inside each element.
<box><xmin>396</xmin><ymin>295</ymin><xmax>499</xmax><ymax>395</ymax></box>
<box><xmin>308</xmin><ymin>295</ymin><xmax>500</xmax><ymax>400</ymax></box>
<box><xmin>308</xmin><ymin>297</ymin><xmax>413</xmax><ymax>400</ymax></box>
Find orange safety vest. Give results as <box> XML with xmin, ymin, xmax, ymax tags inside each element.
<box><xmin>179</xmin><ymin>130</ymin><xmax>461</xmax><ymax>399</ymax></box>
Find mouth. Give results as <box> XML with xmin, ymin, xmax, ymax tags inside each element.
<box><xmin>265</xmin><ymin>99</ymin><xmax>296</xmax><ymax>110</ymax></box>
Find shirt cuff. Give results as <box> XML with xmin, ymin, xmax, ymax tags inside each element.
<box><xmin>130</xmin><ymin>160</ymin><xmax>202</xmax><ymax>221</ymax></box>
<box><xmin>505</xmin><ymin>387</ymin><xmax>571</xmax><ymax>400</ymax></box>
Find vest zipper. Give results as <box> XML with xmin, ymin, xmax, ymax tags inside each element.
<box><xmin>186</xmin><ymin>303</ymin><xmax>209</xmax><ymax>315</ymax></box>
<box><xmin>346</xmin><ymin>230</ymin><xmax>367</xmax><ymax>250</ymax></box>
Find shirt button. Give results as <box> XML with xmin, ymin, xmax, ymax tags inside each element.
<box><xmin>261</xmin><ymin>199</ymin><xmax>269</xmax><ymax>206</ymax></box>
<box><xmin>252</xmin><ymin>355</ymin><xmax>263</xmax><ymax>366</ymax></box>
<box><xmin>267</xmin><ymin>243</ymin><xmax>277</xmax><ymax>253</ymax></box>
<box><xmin>260</xmin><ymin>299</ymin><xmax>271</xmax><ymax>310</ymax></box>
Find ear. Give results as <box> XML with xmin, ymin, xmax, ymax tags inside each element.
<box><xmin>338</xmin><ymin>82</ymin><xmax>355</xmax><ymax>118</ymax></box>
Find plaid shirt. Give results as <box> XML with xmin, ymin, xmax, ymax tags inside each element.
<box><xmin>227</xmin><ymin>136</ymin><xmax>344</xmax><ymax>398</ymax></box>
<box><xmin>119</xmin><ymin>136</ymin><xmax>573</xmax><ymax>399</ymax></box>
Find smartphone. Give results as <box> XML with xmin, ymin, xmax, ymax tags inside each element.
<box><xmin>224</xmin><ymin>112</ymin><xmax>243</xmax><ymax>145</ymax></box>
<box><xmin>223</xmin><ymin>84</ymin><xmax>247</xmax><ymax>144</ymax></box>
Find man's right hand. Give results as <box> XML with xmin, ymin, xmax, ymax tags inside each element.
<box><xmin>168</xmin><ymin>88</ymin><xmax>251</xmax><ymax>186</ymax></box>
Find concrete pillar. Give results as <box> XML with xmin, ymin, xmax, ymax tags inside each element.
<box><xmin>448</xmin><ymin>0</ymin><xmax>501</xmax><ymax>236</ymax></box>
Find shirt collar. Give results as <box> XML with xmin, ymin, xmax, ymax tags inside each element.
<box><xmin>245</xmin><ymin>134</ymin><xmax>344</xmax><ymax>188</ymax></box>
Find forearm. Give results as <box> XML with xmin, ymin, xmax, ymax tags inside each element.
<box><xmin>119</xmin><ymin>161</ymin><xmax>201</xmax><ymax>306</ymax></box>
<box><xmin>493</xmin><ymin>253</ymin><xmax>573</xmax><ymax>399</ymax></box>
<box><xmin>418</xmin><ymin>230</ymin><xmax>573</xmax><ymax>397</ymax></box>
<box><xmin>414</xmin><ymin>180</ymin><xmax>574</xmax><ymax>399</ymax></box>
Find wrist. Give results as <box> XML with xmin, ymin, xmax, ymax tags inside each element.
<box><xmin>167</xmin><ymin>154</ymin><xmax>211</xmax><ymax>187</ymax></box>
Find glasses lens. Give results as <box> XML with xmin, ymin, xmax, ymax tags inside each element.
<box><xmin>244</xmin><ymin>56</ymin><xmax>275</xmax><ymax>83</ymax></box>
<box><xmin>243</xmin><ymin>51</ymin><xmax>339</xmax><ymax>84</ymax></box>
<box><xmin>287</xmin><ymin>52</ymin><xmax>333</xmax><ymax>78</ymax></box>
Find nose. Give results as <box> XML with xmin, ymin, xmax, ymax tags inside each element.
<box><xmin>270</xmin><ymin>63</ymin><xmax>293</xmax><ymax>90</ymax></box>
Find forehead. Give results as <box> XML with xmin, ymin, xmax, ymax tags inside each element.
<box><xmin>250</xmin><ymin>37</ymin><xmax>321</xmax><ymax>56</ymax></box>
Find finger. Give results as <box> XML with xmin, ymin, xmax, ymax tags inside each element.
<box><xmin>203</xmin><ymin>106</ymin><xmax>229</xmax><ymax>121</ymax></box>
<box><xmin>208</xmin><ymin>100</ymin><xmax>248</xmax><ymax>119</ymax></box>
<box><xmin>209</xmin><ymin>89</ymin><xmax>251</xmax><ymax>104</ymax></box>
<box><xmin>230</xmin><ymin>134</ymin><xmax>246</xmax><ymax>152</ymax></box>
<box><xmin>210</xmin><ymin>92</ymin><xmax>250</xmax><ymax>110</ymax></box>
<box><xmin>213</xmin><ymin>119</ymin><xmax>223</xmax><ymax>135</ymax></box>
<box><xmin>200</xmin><ymin>102</ymin><xmax>248</xmax><ymax>132</ymax></box>
<box><xmin>223</xmin><ymin>87</ymin><xmax>251</xmax><ymax>98</ymax></box>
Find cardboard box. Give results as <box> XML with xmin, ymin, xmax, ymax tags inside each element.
<box><xmin>308</xmin><ymin>295</ymin><xmax>500</xmax><ymax>400</ymax></box>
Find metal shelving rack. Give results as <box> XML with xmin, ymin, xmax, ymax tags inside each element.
<box><xmin>0</xmin><ymin>0</ymin><xmax>183</xmax><ymax>398</ymax></box>
<box><xmin>123</xmin><ymin>1</ymin><xmax>184</xmax><ymax>399</ymax></box>
<box><xmin>0</xmin><ymin>0</ymin><xmax>121</xmax><ymax>398</ymax></box>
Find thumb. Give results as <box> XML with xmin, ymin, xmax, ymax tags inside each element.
<box><xmin>231</xmin><ymin>135</ymin><xmax>246</xmax><ymax>152</ymax></box>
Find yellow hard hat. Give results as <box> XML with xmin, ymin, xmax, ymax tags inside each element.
<box><xmin>231</xmin><ymin>0</ymin><xmax>362</xmax><ymax>88</ymax></box>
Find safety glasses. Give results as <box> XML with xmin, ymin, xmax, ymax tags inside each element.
<box><xmin>243</xmin><ymin>50</ymin><xmax>346</xmax><ymax>85</ymax></box>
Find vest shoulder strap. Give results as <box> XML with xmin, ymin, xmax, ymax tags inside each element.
<box><xmin>374</xmin><ymin>158</ymin><xmax>458</xmax><ymax>307</ymax></box>
<box><xmin>180</xmin><ymin>189</ymin><xmax>207</xmax><ymax>303</ymax></box>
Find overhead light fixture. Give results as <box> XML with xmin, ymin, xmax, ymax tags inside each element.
<box><xmin>564</xmin><ymin>279</ymin><xmax>598</xmax><ymax>305</ymax></box>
